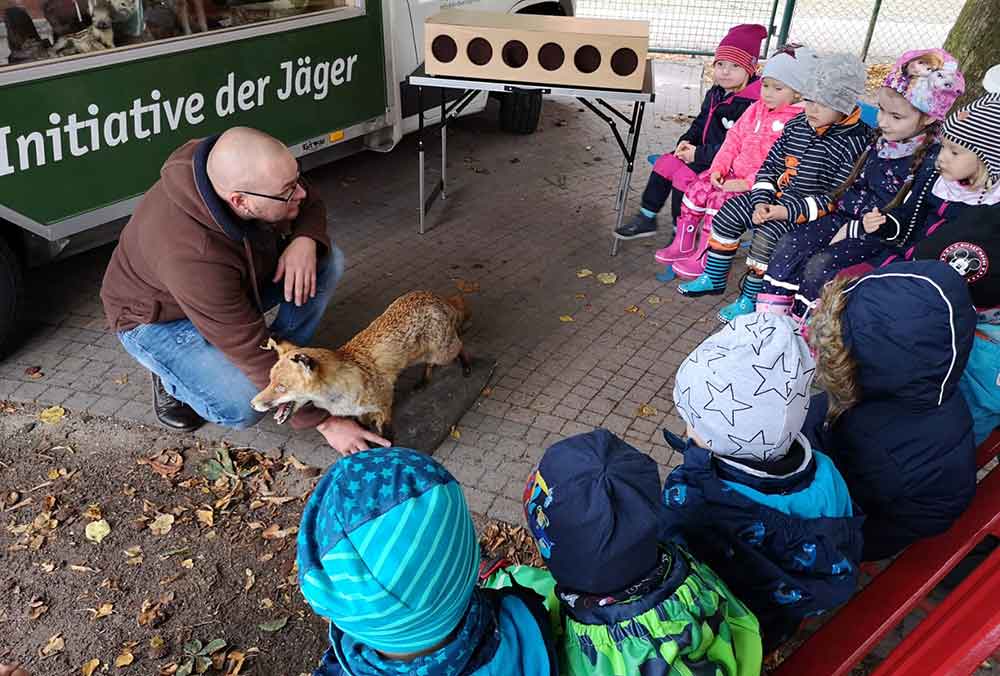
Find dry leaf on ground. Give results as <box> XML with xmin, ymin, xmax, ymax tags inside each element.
<box><xmin>81</xmin><ymin>658</ymin><xmax>101</xmax><ymax>675</ymax></box>
<box><xmin>625</xmin><ymin>305</ymin><xmax>639</xmax><ymax>314</ymax></box>
<box><xmin>144</xmin><ymin>451</ymin><xmax>184</xmax><ymax>479</ymax></box>
<box><xmin>195</xmin><ymin>508</ymin><xmax>214</xmax><ymax>528</ymax></box>
<box><xmin>261</xmin><ymin>524</ymin><xmax>298</xmax><ymax>540</ymax></box>
<box><xmin>149</xmin><ymin>513</ymin><xmax>175</xmax><ymax>536</ymax></box>
<box><xmin>647</xmin><ymin>295</ymin><xmax>662</xmax><ymax>305</ymax></box>
<box><xmin>40</xmin><ymin>633</ymin><xmax>65</xmax><ymax>657</ymax></box>
<box><xmin>38</xmin><ymin>406</ymin><xmax>66</xmax><ymax>424</ymax></box>
<box><xmin>258</xmin><ymin>617</ymin><xmax>289</xmax><ymax>632</ymax></box>
<box><xmin>559</xmin><ymin>315</ymin><xmax>574</xmax><ymax>323</ymax></box>
<box><xmin>596</xmin><ymin>272</ymin><xmax>617</xmax><ymax>285</ymax></box>
<box><xmin>115</xmin><ymin>649</ymin><xmax>135</xmax><ymax>667</ymax></box>
<box><xmin>637</xmin><ymin>404</ymin><xmax>658</xmax><ymax>418</ymax></box>
<box><xmin>449</xmin><ymin>426</ymin><xmax>461</xmax><ymax>440</ymax></box>
<box><xmin>576</xmin><ymin>268</ymin><xmax>593</xmax><ymax>278</ymax></box>
<box><xmin>85</xmin><ymin>519</ymin><xmax>111</xmax><ymax>544</ymax></box>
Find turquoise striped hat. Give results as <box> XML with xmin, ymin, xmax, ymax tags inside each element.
<box><xmin>296</xmin><ymin>448</ymin><xmax>479</xmax><ymax>654</ymax></box>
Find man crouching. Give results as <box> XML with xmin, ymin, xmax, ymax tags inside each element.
<box><xmin>100</xmin><ymin>126</ymin><xmax>389</xmax><ymax>455</ymax></box>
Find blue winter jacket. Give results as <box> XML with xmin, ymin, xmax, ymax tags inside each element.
<box><xmin>313</xmin><ymin>587</ymin><xmax>557</xmax><ymax>676</ymax></box>
<box><xmin>660</xmin><ymin>431</ymin><xmax>864</xmax><ymax>652</ymax></box>
<box><xmin>803</xmin><ymin>260</ymin><xmax>978</xmax><ymax>561</ymax></box>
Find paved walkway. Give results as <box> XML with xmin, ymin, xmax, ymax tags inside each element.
<box><xmin>2</xmin><ymin>62</ymin><xmax>742</xmax><ymax>525</ymax></box>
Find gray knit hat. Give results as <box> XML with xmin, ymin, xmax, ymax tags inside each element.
<box><xmin>673</xmin><ymin>313</ymin><xmax>816</xmax><ymax>462</ymax></box>
<box><xmin>942</xmin><ymin>66</ymin><xmax>1000</xmax><ymax>182</ymax></box>
<box><xmin>762</xmin><ymin>47</ymin><xmax>817</xmax><ymax>95</ymax></box>
<box><xmin>800</xmin><ymin>52</ymin><xmax>866</xmax><ymax>115</ymax></box>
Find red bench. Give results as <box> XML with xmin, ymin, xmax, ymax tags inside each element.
<box><xmin>774</xmin><ymin>428</ymin><xmax>1000</xmax><ymax>676</ymax></box>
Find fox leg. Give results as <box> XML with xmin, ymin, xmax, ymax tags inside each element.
<box><xmin>458</xmin><ymin>349</ymin><xmax>472</xmax><ymax>377</ymax></box>
<box><xmin>415</xmin><ymin>363</ymin><xmax>434</xmax><ymax>391</ymax></box>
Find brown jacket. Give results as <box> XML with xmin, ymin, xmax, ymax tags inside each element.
<box><xmin>101</xmin><ymin>136</ymin><xmax>330</xmax><ymax>428</ymax></box>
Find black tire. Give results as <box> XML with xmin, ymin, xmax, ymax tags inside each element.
<box><xmin>498</xmin><ymin>88</ymin><xmax>542</xmax><ymax>134</ymax></box>
<box><xmin>0</xmin><ymin>236</ymin><xmax>24</xmax><ymax>359</ymax></box>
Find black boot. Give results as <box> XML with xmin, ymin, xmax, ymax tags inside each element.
<box><xmin>151</xmin><ymin>374</ymin><xmax>204</xmax><ymax>432</ymax></box>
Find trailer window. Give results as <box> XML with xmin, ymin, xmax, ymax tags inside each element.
<box><xmin>1</xmin><ymin>0</ymin><xmax>350</xmax><ymax>68</ymax></box>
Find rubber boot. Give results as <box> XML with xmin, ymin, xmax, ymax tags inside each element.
<box><xmin>671</xmin><ymin>221</ymin><xmax>712</xmax><ymax>278</ymax></box>
<box><xmin>654</xmin><ymin>215</ymin><xmax>699</xmax><ymax>264</ymax></box>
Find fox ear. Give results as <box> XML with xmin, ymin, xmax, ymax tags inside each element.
<box><xmin>290</xmin><ymin>353</ymin><xmax>317</xmax><ymax>374</ymax></box>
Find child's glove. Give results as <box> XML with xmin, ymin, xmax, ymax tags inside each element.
<box><xmin>863</xmin><ymin>208</ymin><xmax>886</xmax><ymax>233</ymax></box>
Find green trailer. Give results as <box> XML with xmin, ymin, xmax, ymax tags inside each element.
<box><xmin>0</xmin><ymin>0</ymin><xmax>572</xmax><ymax>354</ymax></box>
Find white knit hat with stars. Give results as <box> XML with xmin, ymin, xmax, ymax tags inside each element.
<box><xmin>673</xmin><ymin>313</ymin><xmax>816</xmax><ymax>462</ymax></box>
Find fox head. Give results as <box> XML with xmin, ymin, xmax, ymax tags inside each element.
<box><xmin>250</xmin><ymin>338</ymin><xmax>326</xmax><ymax>424</ymax></box>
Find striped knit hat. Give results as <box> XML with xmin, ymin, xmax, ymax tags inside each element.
<box><xmin>297</xmin><ymin>448</ymin><xmax>479</xmax><ymax>654</ymax></box>
<box><xmin>942</xmin><ymin>66</ymin><xmax>1000</xmax><ymax>182</ymax></box>
<box><xmin>715</xmin><ymin>24</ymin><xmax>768</xmax><ymax>77</ymax></box>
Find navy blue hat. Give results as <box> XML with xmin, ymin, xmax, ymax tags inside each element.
<box><xmin>523</xmin><ymin>429</ymin><xmax>665</xmax><ymax>595</ymax></box>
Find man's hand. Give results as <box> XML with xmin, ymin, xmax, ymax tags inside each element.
<box><xmin>317</xmin><ymin>416</ymin><xmax>391</xmax><ymax>456</ymax></box>
<box><xmin>830</xmin><ymin>224</ymin><xmax>849</xmax><ymax>244</ymax></box>
<box><xmin>863</xmin><ymin>208</ymin><xmax>886</xmax><ymax>233</ymax></box>
<box><xmin>722</xmin><ymin>178</ymin><xmax>750</xmax><ymax>193</ymax></box>
<box><xmin>273</xmin><ymin>236</ymin><xmax>317</xmax><ymax>306</ymax></box>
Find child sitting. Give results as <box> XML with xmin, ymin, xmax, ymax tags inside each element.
<box><xmin>678</xmin><ymin>52</ymin><xmax>871</xmax><ymax>322</ymax></box>
<box><xmin>790</xmin><ymin>71</ymin><xmax>1000</xmax><ymax>318</ymax></box>
<box><xmin>658</xmin><ymin>47</ymin><xmax>810</xmax><ymax>278</ymax></box>
<box><xmin>297</xmin><ymin>447</ymin><xmax>557</xmax><ymax>676</ymax></box>
<box><xmin>523</xmin><ymin>429</ymin><xmax>763</xmax><ymax>676</ymax></box>
<box><xmin>661</xmin><ymin>312</ymin><xmax>863</xmax><ymax>651</ymax></box>
<box><xmin>616</xmin><ymin>23</ymin><xmax>766</xmax><ymax>239</ymax></box>
<box><xmin>803</xmin><ymin>260</ymin><xmax>977</xmax><ymax>560</ymax></box>
<box><xmin>759</xmin><ymin>49</ymin><xmax>964</xmax><ymax>319</ymax></box>
<box><xmin>915</xmin><ymin>205</ymin><xmax>1000</xmax><ymax>444</ymax></box>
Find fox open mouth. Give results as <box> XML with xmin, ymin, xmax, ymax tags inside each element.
<box><xmin>274</xmin><ymin>401</ymin><xmax>299</xmax><ymax>425</ymax></box>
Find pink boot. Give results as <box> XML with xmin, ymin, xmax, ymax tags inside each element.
<box><xmin>654</xmin><ymin>217</ymin><xmax>700</xmax><ymax>264</ymax></box>
<box><xmin>671</xmin><ymin>222</ymin><xmax>712</xmax><ymax>278</ymax></box>
<box><xmin>756</xmin><ymin>293</ymin><xmax>793</xmax><ymax>316</ymax></box>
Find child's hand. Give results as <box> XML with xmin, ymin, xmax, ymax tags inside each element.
<box><xmin>752</xmin><ymin>203</ymin><xmax>771</xmax><ymax>225</ymax></box>
<box><xmin>863</xmin><ymin>208</ymin><xmax>886</xmax><ymax>233</ymax></box>
<box><xmin>710</xmin><ymin>171</ymin><xmax>725</xmax><ymax>189</ymax></box>
<box><xmin>676</xmin><ymin>146</ymin><xmax>695</xmax><ymax>163</ymax></box>
<box><xmin>676</xmin><ymin>140</ymin><xmax>693</xmax><ymax>153</ymax></box>
<box><xmin>754</xmin><ymin>205</ymin><xmax>789</xmax><ymax>222</ymax></box>
<box><xmin>722</xmin><ymin>179</ymin><xmax>750</xmax><ymax>192</ymax></box>
<box><xmin>830</xmin><ymin>224</ymin><xmax>848</xmax><ymax>244</ymax></box>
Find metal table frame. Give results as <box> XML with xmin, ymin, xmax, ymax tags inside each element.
<box><xmin>407</xmin><ymin>61</ymin><xmax>656</xmax><ymax>256</ymax></box>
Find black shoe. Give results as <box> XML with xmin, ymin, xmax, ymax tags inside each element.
<box><xmin>151</xmin><ymin>374</ymin><xmax>205</xmax><ymax>432</ymax></box>
<box><xmin>615</xmin><ymin>212</ymin><xmax>658</xmax><ymax>239</ymax></box>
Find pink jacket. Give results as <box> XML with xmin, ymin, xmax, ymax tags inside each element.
<box><xmin>709</xmin><ymin>100</ymin><xmax>803</xmax><ymax>183</ymax></box>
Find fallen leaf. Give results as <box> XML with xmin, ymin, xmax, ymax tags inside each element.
<box><xmin>137</xmin><ymin>598</ymin><xmax>168</xmax><ymax>627</ymax></box>
<box><xmin>454</xmin><ymin>279</ymin><xmax>480</xmax><ymax>294</ymax></box>
<box><xmin>261</xmin><ymin>524</ymin><xmax>298</xmax><ymax>540</ymax></box>
<box><xmin>25</xmin><ymin>366</ymin><xmax>43</xmax><ymax>380</ymax></box>
<box><xmin>180</xmin><ymin>558</ymin><xmax>194</xmax><ymax>569</ymax></box>
<box><xmin>596</xmin><ymin>272</ymin><xmax>618</xmax><ymax>285</ymax></box>
<box><xmin>89</xmin><ymin>602</ymin><xmax>114</xmax><ymax>620</ymax></box>
<box><xmin>29</xmin><ymin>598</ymin><xmax>49</xmax><ymax>620</ymax></box>
<box><xmin>559</xmin><ymin>315</ymin><xmax>575</xmax><ymax>323</ymax></box>
<box><xmin>38</xmin><ymin>406</ymin><xmax>66</xmax><ymax>424</ymax></box>
<box><xmin>82</xmin><ymin>658</ymin><xmax>101</xmax><ymax>675</ymax></box>
<box><xmin>41</xmin><ymin>633</ymin><xmax>65</xmax><ymax>657</ymax></box>
<box><xmin>41</xmin><ymin>561</ymin><xmax>56</xmax><ymax>572</ymax></box>
<box><xmin>625</xmin><ymin>305</ymin><xmax>640</xmax><ymax>314</ymax></box>
<box><xmin>647</xmin><ymin>295</ymin><xmax>662</xmax><ymax>305</ymax></box>
<box><xmin>204</xmin><ymin>639</ymin><xmax>227</xmax><ymax>655</ymax></box>
<box><xmin>123</xmin><ymin>485</ymin><xmax>136</xmax><ymax>497</ymax></box>
<box><xmin>637</xmin><ymin>404</ymin><xmax>658</xmax><ymax>418</ymax></box>
<box><xmin>149</xmin><ymin>513</ymin><xmax>175</xmax><ymax>536</ymax></box>
<box><xmin>449</xmin><ymin>426</ymin><xmax>461</xmax><ymax>440</ymax></box>
<box><xmin>113</xmin><ymin>373</ymin><xmax>129</xmax><ymax>386</ymax></box>
<box><xmin>259</xmin><ymin>598</ymin><xmax>273</xmax><ymax>609</ymax></box>
<box><xmin>146</xmin><ymin>450</ymin><xmax>184</xmax><ymax>479</ymax></box>
<box><xmin>258</xmin><ymin>616</ymin><xmax>289</xmax><ymax>632</ymax></box>
<box><xmin>195</xmin><ymin>508</ymin><xmax>214</xmax><ymax>528</ymax></box>
<box><xmin>224</xmin><ymin>650</ymin><xmax>248</xmax><ymax>676</ymax></box>
<box><xmin>147</xmin><ymin>635</ymin><xmax>169</xmax><ymax>659</ymax></box>
<box><xmin>576</xmin><ymin>268</ymin><xmax>593</xmax><ymax>278</ymax></box>
<box><xmin>575</xmin><ymin>293</ymin><xmax>586</xmax><ymax>300</ymax></box>
<box><xmin>244</xmin><ymin>568</ymin><xmax>255</xmax><ymax>592</ymax></box>
<box><xmin>46</xmin><ymin>468</ymin><xmax>60</xmax><ymax>480</ymax></box>
<box><xmin>85</xmin><ymin>519</ymin><xmax>111</xmax><ymax>544</ymax></box>
<box><xmin>82</xmin><ymin>503</ymin><xmax>102</xmax><ymax>520</ymax></box>
<box><xmin>115</xmin><ymin>649</ymin><xmax>135</xmax><ymax>667</ymax></box>
<box><xmin>70</xmin><ymin>565</ymin><xmax>99</xmax><ymax>573</ymax></box>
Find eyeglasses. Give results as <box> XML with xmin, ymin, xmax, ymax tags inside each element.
<box><xmin>236</xmin><ymin>174</ymin><xmax>303</xmax><ymax>204</ymax></box>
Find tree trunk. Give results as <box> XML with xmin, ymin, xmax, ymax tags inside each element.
<box><xmin>944</xmin><ymin>0</ymin><xmax>1000</xmax><ymax>106</ymax></box>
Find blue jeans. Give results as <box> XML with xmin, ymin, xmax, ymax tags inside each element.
<box><xmin>118</xmin><ymin>246</ymin><xmax>344</xmax><ymax>429</ymax></box>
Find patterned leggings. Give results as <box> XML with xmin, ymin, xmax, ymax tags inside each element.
<box><xmin>711</xmin><ymin>193</ymin><xmax>795</xmax><ymax>272</ymax></box>
<box><xmin>675</xmin><ymin>174</ymin><xmax>740</xmax><ymax>232</ymax></box>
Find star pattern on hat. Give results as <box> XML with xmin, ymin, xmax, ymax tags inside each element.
<box><xmin>727</xmin><ymin>430</ymin><xmax>768</xmax><ymax>458</ymax></box>
<box><xmin>705</xmin><ymin>346</ymin><xmax>731</xmax><ymax>368</ymax></box>
<box><xmin>742</xmin><ymin>314</ymin><xmax>778</xmax><ymax>355</ymax></box>
<box><xmin>752</xmin><ymin>352</ymin><xmax>792</xmax><ymax>400</ymax></box>
<box><xmin>703</xmin><ymin>381</ymin><xmax>753</xmax><ymax>427</ymax></box>
<box><xmin>786</xmin><ymin>357</ymin><xmax>816</xmax><ymax>402</ymax></box>
<box><xmin>678</xmin><ymin>386</ymin><xmax>702</xmax><ymax>419</ymax></box>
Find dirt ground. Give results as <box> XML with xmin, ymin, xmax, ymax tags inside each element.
<box><xmin>0</xmin><ymin>401</ymin><xmax>537</xmax><ymax>676</ymax></box>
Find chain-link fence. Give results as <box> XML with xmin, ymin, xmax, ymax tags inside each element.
<box><xmin>576</xmin><ymin>0</ymin><xmax>966</xmax><ymax>63</ymax></box>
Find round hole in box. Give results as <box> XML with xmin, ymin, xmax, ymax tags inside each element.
<box><xmin>611</xmin><ymin>48</ymin><xmax>638</xmax><ymax>76</ymax></box>
<box><xmin>574</xmin><ymin>45</ymin><xmax>601</xmax><ymax>74</ymax></box>
<box><xmin>431</xmin><ymin>35</ymin><xmax>457</xmax><ymax>63</ymax></box>
<box><xmin>502</xmin><ymin>40</ymin><xmax>528</xmax><ymax>68</ymax></box>
<box><xmin>538</xmin><ymin>42</ymin><xmax>564</xmax><ymax>71</ymax></box>
<box><xmin>467</xmin><ymin>37</ymin><xmax>492</xmax><ymax>66</ymax></box>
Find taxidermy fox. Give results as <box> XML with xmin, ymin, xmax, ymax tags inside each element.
<box><xmin>250</xmin><ymin>291</ymin><xmax>471</xmax><ymax>435</ymax></box>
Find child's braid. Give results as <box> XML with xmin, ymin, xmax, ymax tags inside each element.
<box><xmin>829</xmin><ymin>128</ymin><xmax>881</xmax><ymax>205</ymax></box>
<box><xmin>809</xmin><ymin>274</ymin><xmax>861</xmax><ymax>425</ymax></box>
<box><xmin>882</xmin><ymin>123</ymin><xmax>940</xmax><ymax>212</ymax></box>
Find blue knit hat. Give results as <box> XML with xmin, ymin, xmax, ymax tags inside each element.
<box><xmin>297</xmin><ymin>448</ymin><xmax>479</xmax><ymax>654</ymax></box>
<box><xmin>523</xmin><ymin>429</ymin><xmax>665</xmax><ymax>595</ymax></box>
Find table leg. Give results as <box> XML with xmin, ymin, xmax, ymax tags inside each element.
<box><xmin>610</xmin><ymin>102</ymin><xmax>645</xmax><ymax>256</ymax></box>
<box><xmin>440</xmin><ymin>88</ymin><xmax>447</xmax><ymax>200</ymax></box>
<box><xmin>418</xmin><ymin>85</ymin><xmax>426</xmax><ymax>235</ymax></box>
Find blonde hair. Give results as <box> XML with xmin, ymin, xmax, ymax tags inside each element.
<box><xmin>808</xmin><ymin>275</ymin><xmax>862</xmax><ymax>424</ymax></box>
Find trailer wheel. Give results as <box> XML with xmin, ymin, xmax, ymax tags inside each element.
<box><xmin>498</xmin><ymin>89</ymin><xmax>542</xmax><ymax>134</ymax></box>
<box><xmin>0</xmin><ymin>236</ymin><xmax>24</xmax><ymax>359</ymax></box>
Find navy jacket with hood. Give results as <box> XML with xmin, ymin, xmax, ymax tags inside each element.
<box><xmin>803</xmin><ymin>260</ymin><xmax>978</xmax><ymax>561</ymax></box>
<box><xmin>660</xmin><ymin>431</ymin><xmax>864</xmax><ymax>652</ymax></box>
<box><xmin>679</xmin><ymin>78</ymin><xmax>760</xmax><ymax>173</ymax></box>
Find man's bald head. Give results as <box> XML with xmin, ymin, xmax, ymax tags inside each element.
<box><xmin>207</xmin><ymin>127</ymin><xmax>293</xmax><ymax>193</ymax></box>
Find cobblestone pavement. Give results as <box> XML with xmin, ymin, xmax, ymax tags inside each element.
<box><xmin>3</xmin><ymin>62</ymin><xmax>745</xmax><ymax>525</ymax></box>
